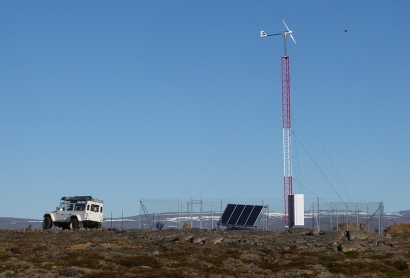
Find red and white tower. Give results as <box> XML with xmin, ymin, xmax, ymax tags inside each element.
<box><xmin>261</xmin><ymin>21</ymin><xmax>296</xmax><ymax>227</ymax></box>
<box><xmin>282</xmin><ymin>55</ymin><xmax>292</xmax><ymax>227</ymax></box>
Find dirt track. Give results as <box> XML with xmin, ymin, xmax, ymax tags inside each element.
<box><xmin>1</xmin><ymin>224</ymin><xmax>410</xmax><ymax>277</ymax></box>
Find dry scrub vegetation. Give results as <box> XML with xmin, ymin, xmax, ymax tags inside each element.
<box><xmin>1</xmin><ymin>223</ymin><xmax>410</xmax><ymax>277</ymax></box>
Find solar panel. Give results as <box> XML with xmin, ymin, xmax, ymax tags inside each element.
<box><xmin>220</xmin><ymin>204</ymin><xmax>264</xmax><ymax>228</ymax></box>
<box><xmin>221</xmin><ymin>204</ymin><xmax>236</xmax><ymax>224</ymax></box>
<box><xmin>227</xmin><ymin>204</ymin><xmax>245</xmax><ymax>225</ymax></box>
<box><xmin>236</xmin><ymin>205</ymin><xmax>253</xmax><ymax>226</ymax></box>
<box><xmin>245</xmin><ymin>205</ymin><xmax>263</xmax><ymax>226</ymax></box>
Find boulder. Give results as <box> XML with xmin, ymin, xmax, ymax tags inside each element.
<box><xmin>338</xmin><ymin>242</ymin><xmax>362</xmax><ymax>252</ymax></box>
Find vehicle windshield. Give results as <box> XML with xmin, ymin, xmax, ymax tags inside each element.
<box><xmin>58</xmin><ymin>203</ymin><xmax>74</xmax><ymax>211</ymax></box>
<box><xmin>58</xmin><ymin>204</ymin><xmax>67</xmax><ymax>211</ymax></box>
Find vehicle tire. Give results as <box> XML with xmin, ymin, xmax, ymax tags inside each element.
<box><xmin>42</xmin><ymin>217</ymin><xmax>52</xmax><ymax>230</ymax></box>
<box><xmin>71</xmin><ymin>218</ymin><xmax>79</xmax><ymax>230</ymax></box>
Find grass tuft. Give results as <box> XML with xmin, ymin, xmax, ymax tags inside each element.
<box><xmin>115</xmin><ymin>255</ymin><xmax>162</xmax><ymax>269</ymax></box>
<box><xmin>386</xmin><ymin>259</ymin><xmax>409</xmax><ymax>271</ymax></box>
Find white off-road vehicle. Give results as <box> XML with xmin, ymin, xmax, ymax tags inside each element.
<box><xmin>43</xmin><ymin>196</ymin><xmax>104</xmax><ymax>230</ymax></box>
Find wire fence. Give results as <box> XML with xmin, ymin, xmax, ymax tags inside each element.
<box><xmin>105</xmin><ymin>198</ymin><xmax>384</xmax><ymax>234</ymax></box>
<box><xmin>306</xmin><ymin>201</ymin><xmax>384</xmax><ymax>235</ymax></box>
<box><xmin>136</xmin><ymin>198</ymin><xmax>271</xmax><ymax>230</ymax></box>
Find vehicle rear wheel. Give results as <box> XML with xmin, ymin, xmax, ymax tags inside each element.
<box><xmin>42</xmin><ymin>217</ymin><xmax>52</xmax><ymax>229</ymax></box>
<box><xmin>70</xmin><ymin>218</ymin><xmax>79</xmax><ymax>230</ymax></box>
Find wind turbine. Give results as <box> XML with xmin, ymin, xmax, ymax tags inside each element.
<box><xmin>261</xmin><ymin>20</ymin><xmax>296</xmax><ymax>56</ymax></box>
<box><xmin>260</xmin><ymin>20</ymin><xmax>298</xmax><ymax>227</ymax></box>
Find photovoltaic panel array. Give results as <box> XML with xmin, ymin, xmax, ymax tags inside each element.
<box><xmin>220</xmin><ymin>204</ymin><xmax>263</xmax><ymax>227</ymax></box>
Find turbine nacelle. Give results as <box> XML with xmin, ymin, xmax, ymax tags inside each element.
<box><xmin>260</xmin><ymin>20</ymin><xmax>296</xmax><ymax>44</ymax></box>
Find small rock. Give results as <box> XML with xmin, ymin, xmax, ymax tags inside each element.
<box><xmin>207</xmin><ymin>236</ymin><xmax>224</xmax><ymax>245</ymax></box>
<box><xmin>11</xmin><ymin>247</ymin><xmax>24</xmax><ymax>254</ymax></box>
<box><xmin>192</xmin><ymin>236</ymin><xmax>207</xmax><ymax>244</ymax></box>
<box><xmin>337</xmin><ymin>242</ymin><xmax>362</xmax><ymax>252</ymax></box>
<box><xmin>348</xmin><ymin>231</ymin><xmax>368</xmax><ymax>240</ymax></box>
<box><xmin>178</xmin><ymin>234</ymin><xmax>194</xmax><ymax>242</ymax></box>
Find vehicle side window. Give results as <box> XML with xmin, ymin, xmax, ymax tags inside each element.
<box><xmin>91</xmin><ymin>204</ymin><xmax>99</xmax><ymax>212</ymax></box>
<box><xmin>67</xmin><ymin>204</ymin><xmax>74</xmax><ymax>211</ymax></box>
<box><xmin>87</xmin><ymin>205</ymin><xmax>90</xmax><ymax>211</ymax></box>
<box><xmin>75</xmin><ymin>204</ymin><xmax>85</xmax><ymax>211</ymax></box>
<box><xmin>100</xmin><ymin>207</ymin><xmax>103</xmax><ymax>213</ymax></box>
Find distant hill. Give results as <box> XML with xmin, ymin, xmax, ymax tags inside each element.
<box><xmin>0</xmin><ymin>217</ymin><xmax>44</xmax><ymax>230</ymax></box>
<box><xmin>1</xmin><ymin>210</ymin><xmax>409</xmax><ymax>231</ymax></box>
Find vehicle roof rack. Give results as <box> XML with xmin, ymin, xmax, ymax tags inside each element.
<box><xmin>61</xmin><ymin>196</ymin><xmax>92</xmax><ymax>202</ymax></box>
<box><xmin>60</xmin><ymin>196</ymin><xmax>103</xmax><ymax>203</ymax></box>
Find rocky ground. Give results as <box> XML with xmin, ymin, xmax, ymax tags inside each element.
<box><xmin>0</xmin><ymin>223</ymin><xmax>410</xmax><ymax>277</ymax></box>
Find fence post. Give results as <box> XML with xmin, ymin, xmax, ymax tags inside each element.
<box><xmin>317</xmin><ymin>198</ymin><xmax>320</xmax><ymax>232</ymax></box>
<box><xmin>139</xmin><ymin>200</ymin><xmax>141</xmax><ymax>229</ymax></box>
<box><xmin>311</xmin><ymin>203</ymin><xmax>315</xmax><ymax>231</ymax></box>
<box><xmin>190</xmin><ymin>197</ymin><xmax>193</xmax><ymax>228</ymax></box>
<box><xmin>211</xmin><ymin>204</ymin><xmax>213</xmax><ymax>229</ymax></box>
<box><xmin>220</xmin><ymin>199</ymin><xmax>222</xmax><ymax>215</ymax></box>
<box><xmin>261</xmin><ymin>199</ymin><xmax>266</xmax><ymax>230</ymax></box>
<box><xmin>330</xmin><ymin>209</ymin><xmax>332</xmax><ymax>230</ymax></box>
<box><xmin>346</xmin><ymin>203</ymin><xmax>349</xmax><ymax>232</ymax></box>
<box><xmin>367</xmin><ymin>205</ymin><xmax>369</xmax><ymax>232</ymax></box>
<box><xmin>200</xmin><ymin>199</ymin><xmax>203</xmax><ymax>229</ymax></box>
<box><xmin>336</xmin><ymin>204</ymin><xmax>338</xmax><ymax>231</ymax></box>
<box><xmin>379</xmin><ymin>201</ymin><xmax>384</xmax><ymax>235</ymax></box>
<box><xmin>267</xmin><ymin>205</ymin><xmax>269</xmax><ymax>230</ymax></box>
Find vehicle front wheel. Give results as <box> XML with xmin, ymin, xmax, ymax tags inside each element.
<box><xmin>70</xmin><ymin>218</ymin><xmax>79</xmax><ymax>230</ymax></box>
<box><xmin>42</xmin><ymin>217</ymin><xmax>52</xmax><ymax>229</ymax></box>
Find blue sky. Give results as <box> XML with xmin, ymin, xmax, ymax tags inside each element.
<box><xmin>1</xmin><ymin>1</ymin><xmax>409</xmax><ymax>219</ymax></box>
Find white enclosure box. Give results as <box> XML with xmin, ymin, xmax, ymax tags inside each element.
<box><xmin>289</xmin><ymin>194</ymin><xmax>304</xmax><ymax>227</ymax></box>
<box><xmin>293</xmin><ymin>194</ymin><xmax>305</xmax><ymax>226</ymax></box>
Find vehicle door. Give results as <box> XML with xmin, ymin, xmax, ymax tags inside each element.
<box><xmin>88</xmin><ymin>203</ymin><xmax>100</xmax><ymax>222</ymax></box>
<box><xmin>55</xmin><ymin>203</ymin><xmax>74</xmax><ymax>221</ymax></box>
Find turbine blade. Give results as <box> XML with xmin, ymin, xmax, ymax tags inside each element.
<box><xmin>283</xmin><ymin>20</ymin><xmax>290</xmax><ymax>31</ymax></box>
<box><xmin>290</xmin><ymin>34</ymin><xmax>296</xmax><ymax>44</ymax></box>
